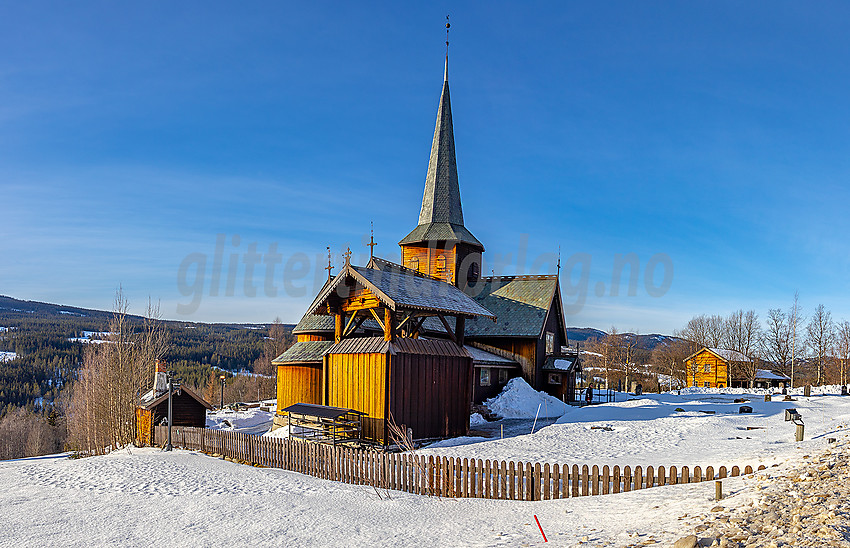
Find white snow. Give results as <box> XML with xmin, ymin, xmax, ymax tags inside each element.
<box><xmin>469</xmin><ymin>412</ymin><xmax>487</xmax><ymax>427</ymax></box>
<box><xmin>0</xmin><ymin>351</ymin><xmax>17</xmax><ymax>362</ymax></box>
<box><xmin>206</xmin><ymin>407</ymin><xmax>275</xmax><ymax>435</ymax></box>
<box><xmin>1</xmin><ymin>388</ymin><xmax>849</xmax><ymax>546</ymax></box>
<box><xmin>483</xmin><ymin>377</ymin><xmax>569</xmax><ymax>418</ymax></box>
<box><xmin>421</xmin><ymin>387</ymin><xmax>850</xmax><ymax>472</ymax></box>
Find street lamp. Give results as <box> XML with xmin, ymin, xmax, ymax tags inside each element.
<box><xmin>219</xmin><ymin>374</ymin><xmax>226</xmax><ymax>410</ymax></box>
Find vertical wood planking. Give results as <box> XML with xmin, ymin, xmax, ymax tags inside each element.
<box><xmin>602</xmin><ymin>465</ymin><xmax>610</xmax><ymax>495</ymax></box>
<box><xmin>591</xmin><ymin>465</ymin><xmax>599</xmax><ymax>496</ymax></box>
<box><xmin>572</xmin><ymin>464</ymin><xmax>580</xmax><ymax>497</ymax></box>
<box><xmin>543</xmin><ymin>463</ymin><xmax>550</xmax><ymax>500</ymax></box>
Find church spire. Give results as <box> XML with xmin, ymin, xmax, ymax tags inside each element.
<box><xmin>399</xmin><ymin>21</ymin><xmax>483</xmax><ymax>252</ymax></box>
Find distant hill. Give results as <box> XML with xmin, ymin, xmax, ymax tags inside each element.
<box><xmin>567</xmin><ymin>327</ymin><xmax>684</xmax><ymax>351</ymax></box>
<box><xmin>0</xmin><ymin>295</ymin><xmax>289</xmax><ymax>331</ymax></box>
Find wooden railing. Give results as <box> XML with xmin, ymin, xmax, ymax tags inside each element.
<box><xmin>153</xmin><ymin>426</ymin><xmax>766</xmax><ymax>501</ymax></box>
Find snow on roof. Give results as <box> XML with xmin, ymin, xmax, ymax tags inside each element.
<box><xmin>550</xmin><ymin>358</ymin><xmax>575</xmax><ymax>371</ymax></box>
<box><xmin>708</xmin><ymin>348</ymin><xmax>751</xmax><ymax>362</ymax></box>
<box><xmin>755</xmin><ymin>369</ymin><xmax>791</xmax><ymax>381</ymax></box>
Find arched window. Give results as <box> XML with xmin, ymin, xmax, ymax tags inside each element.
<box><xmin>436</xmin><ymin>255</ymin><xmax>446</xmax><ymax>272</ymax></box>
<box><xmin>409</xmin><ymin>256</ymin><xmax>419</xmax><ymax>271</ymax></box>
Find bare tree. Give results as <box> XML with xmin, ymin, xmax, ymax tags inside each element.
<box><xmin>788</xmin><ymin>292</ymin><xmax>804</xmax><ymax>388</ymax></box>
<box><xmin>835</xmin><ymin>321</ymin><xmax>850</xmax><ymax>386</ymax></box>
<box><xmin>651</xmin><ymin>339</ymin><xmax>691</xmax><ymax>390</ymax></box>
<box><xmin>762</xmin><ymin>308</ymin><xmax>791</xmax><ymax>376</ymax></box>
<box><xmin>725</xmin><ymin>310</ymin><xmax>761</xmax><ymax>387</ymax></box>
<box><xmin>806</xmin><ymin>304</ymin><xmax>835</xmax><ymax>386</ymax></box>
<box><xmin>67</xmin><ymin>289</ymin><xmax>169</xmax><ymax>455</ymax></box>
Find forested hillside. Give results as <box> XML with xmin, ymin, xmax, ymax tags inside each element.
<box><xmin>0</xmin><ymin>295</ymin><xmax>295</xmax><ymax>417</ymax></box>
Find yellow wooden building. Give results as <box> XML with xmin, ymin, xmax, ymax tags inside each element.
<box><xmin>684</xmin><ymin>347</ymin><xmax>750</xmax><ymax>388</ymax></box>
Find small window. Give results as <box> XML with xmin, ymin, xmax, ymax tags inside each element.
<box><xmin>545</xmin><ymin>332</ymin><xmax>555</xmax><ymax>355</ymax></box>
<box><xmin>436</xmin><ymin>255</ymin><xmax>446</xmax><ymax>272</ymax></box>
<box><xmin>548</xmin><ymin>373</ymin><xmax>562</xmax><ymax>385</ymax></box>
<box><xmin>498</xmin><ymin>369</ymin><xmax>509</xmax><ymax>384</ymax></box>
<box><xmin>409</xmin><ymin>256</ymin><xmax>419</xmax><ymax>271</ymax></box>
<box><xmin>704</xmin><ymin>381</ymin><xmax>710</xmax><ymax>388</ymax></box>
<box><xmin>467</xmin><ymin>261</ymin><xmax>480</xmax><ymax>282</ymax></box>
<box><xmin>479</xmin><ymin>368</ymin><xmax>491</xmax><ymax>386</ymax></box>
<box><xmin>703</xmin><ymin>364</ymin><xmax>711</xmax><ymax>374</ymax></box>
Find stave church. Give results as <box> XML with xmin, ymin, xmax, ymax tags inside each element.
<box><xmin>272</xmin><ymin>45</ymin><xmax>580</xmax><ymax>445</ymax></box>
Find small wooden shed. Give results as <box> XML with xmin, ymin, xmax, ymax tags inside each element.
<box><xmin>136</xmin><ymin>363</ymin><xmax>212</xmax><ymax>446</ymax></box>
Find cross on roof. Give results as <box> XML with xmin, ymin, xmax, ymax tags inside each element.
<box><xmin>367</xmin><ymin>222</ymin><xmax>377</xmax><ymax>258</ymax></box>
<box><xmin>325</xmin><ymin>246</ymin><xmax>334</xmax><ymax>280</ymax></box>
<box><xmin>343</xmin><ymin>247</ymin><xmax>352</xmax><ymax>265</ymax></box>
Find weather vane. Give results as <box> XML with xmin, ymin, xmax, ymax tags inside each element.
<box><xmin>557</xmin><ymin>246</ymin><xmax>561</xmax><ymax>276</ymax></box>
<box><xmin>446</xmin><ymin>15</ymin><xmax>450</xmax><ymax>52</ymax></box>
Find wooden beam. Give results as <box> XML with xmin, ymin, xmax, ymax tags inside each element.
<box><xmin>437</xmin><ymin>315</ymin><xmax>457</xmax><ymax>343</ymax></box>
<box><xmin>368</xmin><ymin>308</ymin><xmax>386</xmax><ymax>332</ymax></box>
<box><xmin>343</xmin><ymin>310</ymin><xmax>359</xmax><ymax>336</ymax></box>
<box><xmin>456</xmin><ymin>316</ymin><xmax>465</xmax><ymax>348</ymax></box>
<box><xmin>334</xmin><ymin>313</ymin><xmax>343</xmax><ymax>343</ymax></box>
<box><xmin>396</xmin><ymin>312</ymin><xmax>415</xmax><ymax>333</ymax></box>
<box><xmin>343</xmin><ymin>314</ymin><xmax>367</xmax><ymax>338</ymax></box>
<box><xmin>384</xmin><ymin>307</ymin><xmax>394</xmax><ymax>342</ymax></box>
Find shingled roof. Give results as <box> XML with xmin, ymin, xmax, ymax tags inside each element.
<box><xmin>399</xmin><ymin>57</ymin><xmax>483</xmax><ymax>250</ymax></box>
<box><xmin>305</xmin><ymin>263</ymin><xmax>495</xmax><ymax>319</ymax></box>
<box><xmin>462</xmin><ymin>275</ymin><xmax>562</xmax><ymax>338</ymax></box>
<box><xmin>272</xmin><ymin>340</ymin><xmax>334</xmax><ymax>364</ymax></box>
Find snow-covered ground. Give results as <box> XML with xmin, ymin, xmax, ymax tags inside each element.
<box><xmin>0</xmin><ymin>446</ymin><xmax>755</xmax><ymax>547</ymax></box>
<box><xmin>1</xmin><ymin>385</ymin><xmax>849</xmax><ymax>546</ymax></box>
<box><xmin>423</xmin><ymin>381</ymin><xmax>850</xmax><ymax>473</ymax></box>
<box><xmin>0</xmin><ymin>351</ymin><xmax>17</xmax><ymax>362</ymax></box>
<box><xmin>206</xmin><ymin>403</ymin><xmax>276</xmax><ymax>435</ymax></box>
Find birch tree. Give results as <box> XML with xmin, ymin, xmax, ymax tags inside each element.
<box><xmin>806</xmin><ymin>304</ymin><xmax>835</xmax><ymax>386</ymax></box>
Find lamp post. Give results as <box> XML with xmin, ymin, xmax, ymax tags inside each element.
<box><xmin>219</xmin><ymin>374</ymin><xmax>226</xmax><ymax>410</ymax></box>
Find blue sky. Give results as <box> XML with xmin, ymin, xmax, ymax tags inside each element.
<box><xmin>2</xmin><ymin>2</ymin><xmax>850</xmax><ymax>333</ymax></box>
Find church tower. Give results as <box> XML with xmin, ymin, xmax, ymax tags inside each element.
<box><xmin>399</xmin><ymin>50</ymin><xmax>484</xmax><ymax>290</ymax></box>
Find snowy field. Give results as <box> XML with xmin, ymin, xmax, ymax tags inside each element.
<box><xmin>423</xmin><ymin>381</ymin><xmax>850</xmax><ymax>472</ymax></box>
<box><xmin>1</xmin><ymin>385</ymin><xmax>848</xmax><ymax>546</ymax></box>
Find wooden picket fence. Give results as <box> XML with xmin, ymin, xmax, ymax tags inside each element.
<box><xmin>153</xmin><ymin>426</ymin><xmax>766</xmax><ymax>501</ymax></box>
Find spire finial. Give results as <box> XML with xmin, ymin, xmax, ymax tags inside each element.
<box><xmin>367</xmin><ymin>221</ymin><xmax>377</xmax><ymax>259</ymax></box>
<box><xmin>444</xmin><ymin>15</ymin><xmax>450</xmax><ymax>82</ymax></box>
<box><xmin>557</xmin><ymin>246</ymin><xmax>561</xmax><ymax>276</ymax></box>
<box><xmin>343</xmin><ymin>246</ymin><xmax>352</xmax><ymax>266</ymax></box>
<box><xmin>325</xmin><ymin>246</ymin><xmax>334</xmax><ymax>281</ymax></box>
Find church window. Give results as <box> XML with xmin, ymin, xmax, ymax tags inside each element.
<box><xmin>498</xmin><ymin>369</ymin><xmax>509</xmax><ymax>384</ymax></box>
<box><xmin>704</xmin><ymin>364</ymin><xmax>711</xmax><ymax>374</ymax></box>
<box><xmin>704</xmin><ymin>381</ymin><xmax>710</xmax><ymax>388</ymax></box>
<box><xmin>409</xmin><ymin>256</ymin><xmax>419</xmax><ymax>271</ymax></box>
<box><xmin>479</xmin><ymin>368</ymin><xmax>491</xmax><ymax>386</ymax></box>
<box><xmin>436</xmin><ymin>255</ymin><xmax>446</xmax><ymax>272</ymax></box>
<box><xmin>545</xmin><ymin>332</ymin><xmax>555</xmax><ymax>355</ymax></box>
<box><xmin>548</xmin><ymin>373</ymin><xmax>562</xmax><ymax>385</ymax></box>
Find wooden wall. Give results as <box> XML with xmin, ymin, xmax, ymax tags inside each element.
<box><xmin>686</xmin><ymin>351</ymin><xmax>728</xmax><ymax>388</ymax></box>
<box><xmin>276</xmin><ymin>364</ymin><xmax>323</xmax><ymax>410</ymax></box>
<box><xmin>400</xmin><ymin>244</ymin><xmax>456</xmax><ymax>284</ymax></box>
<box><xmin>388</xmin><ymin>351</ymin><xmax>473</xmax><ymax>441</ymax></box>
<box><xmin>150</xmin><ymin>393</ymin><xmax>207</xmax><ymax>428</ymax></box>
<box><xmin>325</xmin><ymin>353</ymin><xmax>388</xmax><ymax>444</ymax></box>
<box><xmin>472</xmin><ymin>338</ymin><xmax>537</xmax><ymax>385</ymax></box>
<box><xmin>296</xmin><ymin>334</ymin><xmax>331</xmax><ymax>342</ymax></box>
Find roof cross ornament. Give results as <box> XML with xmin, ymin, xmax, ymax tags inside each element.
<box><xmin>325</xmin><ymin>246</ymin><xmax>334</xmax><ymax>281</ymax></box>
<box><xmin>557</xmin><ymin>246</ymin><xmax>561</xmax><ymax>277</ymax></box>
<box><xmin>367</xmin><ymin>221</ymin><xmax>377</xmax><ymax>258</ymax></box>
<box><xmin>343</xmin><ymin>247</ymin><xmax>352</xmax><ymax>265</ymax></box>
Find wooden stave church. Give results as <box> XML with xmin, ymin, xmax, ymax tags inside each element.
<box><xmin>273</xmin><ymin>53</ymin><xmax>580</xmax><ymax>444</ymax></box>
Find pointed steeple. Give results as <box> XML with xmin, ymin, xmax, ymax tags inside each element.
<box><xmin>399</xmin><ymin>45</ymin><xmax>483</xmax><ymax>251</ymax></box>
